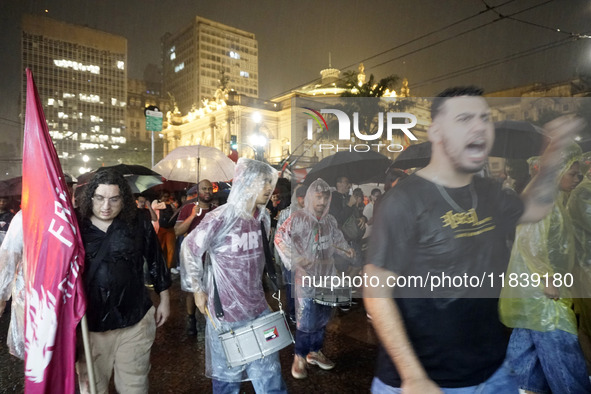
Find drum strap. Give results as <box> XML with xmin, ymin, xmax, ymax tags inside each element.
<box><xmin>260</xmin><ymin>220</ymin><xmax>279</xmax><ymax>293</ymax></box>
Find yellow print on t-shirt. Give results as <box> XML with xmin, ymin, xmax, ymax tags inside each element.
<box><xmin>440</xmin><ymin>208</ymin><xmax>495</xmax><ymax>238</ymax></box>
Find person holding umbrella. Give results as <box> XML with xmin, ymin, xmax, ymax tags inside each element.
<box><xmin>364</xmin><ymin>86</ymin><xmax>583</xmax><ymax>393</ymax></box>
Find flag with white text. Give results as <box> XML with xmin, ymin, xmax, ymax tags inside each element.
<box><xmin>22</xmin><ymin>69</ymin><xmax>86</xmax><ymax>393</ymax></box>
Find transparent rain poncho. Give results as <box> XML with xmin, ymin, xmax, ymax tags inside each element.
<box><xmin>500</xmin><ymin>144</ymin><xmax>582</xmax><ymax>334</ymax></box>
<box><xmin>274</xmin><ymin>184</ymin><xmax>305</xmax><ymax>272</ymax></box>
<box><xmin>275</xmin><ymin>179</ymin><xmax>350</xmax><ymax>332</ymax></box>
<box><xmin>567</xmin><ymin>178</ymin><xmax>591</xmax><ymax>337</ymax></box>
<box><xmin>180</xmin><ymin>158</ymin><xmax>280</xmax><ymax>381</ymax></box>
<box><xmin>0</xmin><ymin>211</ymin><xmax>25</xmax><ymax>359</ymax></box>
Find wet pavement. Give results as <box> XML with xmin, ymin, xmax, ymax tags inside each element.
<box><xmin>0</xmin><ymin>277</ymin><xmax>379</xmax><ymax>393</ymax></box>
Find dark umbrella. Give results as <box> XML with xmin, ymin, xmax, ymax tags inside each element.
<box><xmin>491</xmin><ymin>120</ymin><xmax>548</xmax><ymax>159</ymax></box>
<box><xmin>77</xmin><ymin>164</ymin><xmax>163</xmax><ymax>194</ymax></box>
<box><xmin>392</xmin><ymin>141</ymin><xmax>431</xmax><ymax>170</ymax></box>
<box><xmin>578</xmin><ymin>138</ymin><xmax>591</xmax><ymax>153</ymax></box>
<box><xmin>304</xmin><ymin>151</ymin><xmax>392</xmax><ymax>186</ymax></box>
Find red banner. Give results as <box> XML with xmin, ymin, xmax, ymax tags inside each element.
<box><xmin>22</xmin><ymin>69</ymin><xmax>86</xmax><ymax>393</ymax></box>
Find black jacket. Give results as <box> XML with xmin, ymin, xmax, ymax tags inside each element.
<box><xmin>80</xmin><ymin>213</ymin><xmax>170</xmax><ymax>332</ymax></box>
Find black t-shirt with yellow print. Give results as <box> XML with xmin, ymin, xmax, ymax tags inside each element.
<box><xmin>368</xmin><ymin>173</ymin><xmax>524</xmax><ymax>388</ymax></box>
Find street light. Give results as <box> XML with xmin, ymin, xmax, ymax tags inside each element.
<box><xmin>251</xmin><ymin>112</ymin><xmax>267</xmax><ymax>161</ymax></box>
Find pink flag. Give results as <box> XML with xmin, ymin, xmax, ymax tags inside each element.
<box><xmin>22</xmin><ymin>69</ymin><xmax>86</xmax><ymax>393</ymax></box>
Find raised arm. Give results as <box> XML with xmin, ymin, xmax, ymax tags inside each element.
<box><xmin>519</xmin><ymin>116</ymin><xmax>584</xmax><ymax>223</ymax></box>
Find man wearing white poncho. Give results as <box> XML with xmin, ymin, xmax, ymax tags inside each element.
<box><xmin>275</xmin><ymin>178</ymin><xmax>354</xmax><ymax>379</ymax></box>
<box><xmin>180</xmin><ymin>158</ymin><xmax>287</xmax><ymax>393</ymax></box>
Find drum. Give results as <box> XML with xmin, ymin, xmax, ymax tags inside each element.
<box><xmin>219</xmin><ymin>310</ymin><xmax>294</xmax><ymax>368</ymax></box>
<box><xmin>313</xmin><ymin>286</ymin><xmax>352</xmax><ymax>307</ymax></box>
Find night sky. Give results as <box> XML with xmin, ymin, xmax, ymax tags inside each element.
<box><xmin>1</xmin><ymin>0</ymin><xmax>591</xmax><ymax>144</ymax></box>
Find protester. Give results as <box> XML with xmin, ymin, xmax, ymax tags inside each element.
<box><xmin>180</xmin><ymin>158</ymin><xmax>286</xmax><ymax>393</ymax></box>
<box><xmin>568</xmin><ymin>175</ymin><xmax>591</xmax><ymax>372</ymax></box>
<box><xmin>499</xmin><ymin>144</ymin><xmax>590</xmax><ymax>393</ymax></box>
<box><xmin>175</xmin><ymin>180</ymin><xmax>215</xmax><ymax>336</ymax></box>
<box><xmin>0</xmin><ymin>196</ymin><xmax>15</xmax><ymax>246</ymax></box>
<box><xmin>152</xmin><ymin>189</ymin><xmax>178</xmax><ymax>268</ymax></box>
<box><xmin>274</xmin><ymin>184</ymin><xmax>307</xmax><ymax>325</ymax></box>
<box><xmin>329</xmin><ymin>176</ymin><xmax>365</xmax><ymax>276</ymax></box>
<box><xmin>362</xmin><ymin>188</ymin><xmax>382</xmax><ymax>240</ymax></box>
<box><xmin>0</xmin><ymin>211</ymin><xmax>24</xmax><ymax>359</ymax></box>
<box><xmin>136</xmin><ymin>193</ymin><xmax>157</xmax><ymax>222</ymax></box>
<box><xmin>275</xmin><ymin>178</ymin><xmax>354</xmax><ymax>379</ymax></box>
<box><xmin>76</xmin><ymin>169</ymin><xmax>170</xmax><ymax>393</ymax></box>
<box><xmin>364</xmin><ymin>86</ymin><xmax>583</xmax><ymax>393</ymax></box>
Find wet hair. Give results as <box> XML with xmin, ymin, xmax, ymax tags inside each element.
<box><xmin>430</xmin><ymin>86</ymin><xmax>484</xmax><ymax>121</ymax></box>
<box><xmin>79</xmin><ymin>169</ymin><xmax>137</xmax><ymax>225</ymax></box>
<box><xmin>352</xmin><ymin>188</ymin><xmax>364</xmax><ymax>198</ymax></box>
<box><xmin>335</xmin><ymin>176</ymin><xmax>349</xmax><ymax>185</ymax></box>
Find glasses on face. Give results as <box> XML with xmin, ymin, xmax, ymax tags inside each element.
<box><xmin>92</xmin><ymin>194</ymin><xmax>122</xmax><ymax>204</ymax></box>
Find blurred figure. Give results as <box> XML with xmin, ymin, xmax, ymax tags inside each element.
<box><xmin>362</xmin><ymin>188</ymin><xmax>382</xmax><ymax>241</ymax></box>
<box><xmin>181</xmin><ymin>158</ymin><xmax>286</xmax><ymax>393</ymax></box>
<box><xmin>136</xmin><ymin>194</ymin><xmax>157</xmax><ymax>222</ymax></box>
<box><xmin>152</xmin><ymin>190</ymin><xmax>178</xmax><ymax>269</ymax></box>
<box><xmin>275</xmin><ymin>179</ymin><xmax>354</xmax><ymax>379</ymax></box>
<box><xmin>329</xmin><ymin>176</ymin><xmax>365</xmax><ymax>277</ymax></box>
<box><xmin>0</xmin><ymin>196</ymin><xmax>14</xmax><ymax>246</ymax></box>
<box><xmin>568</xmin><ymin>175</ymin><xmax>591</xmax><ymax>373</ymax></box>
<box><xmin>500</xmin><ymin>145</ymin><xmax>590</xmax><ymax>394</ymax></box>
<box><xmin>274</xmin><ymin>184</ymin><xmax>307</xmax><ymax>325</ymax></box>
<box><xmin>0</xmin><ymin>211</ymin><xmax>24</xmax><ymax>359</ymax></box>
<box><xmin>175</xmin><ymin>180</ymin><xmax>215</xmax><ymax>336</ymax></box>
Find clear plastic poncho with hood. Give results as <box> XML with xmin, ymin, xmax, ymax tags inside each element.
<box><xmin>567</xmin><ymin>177</ymin><xmax>591</xmax><ymax>336</ymax></box>
<box><xmin>180</xmin><ymin>158</ymin><xmax>279</xmax><ymax>381</ymax></box>
<box><xmin>499</xmin><ymin>144</ymin><xmax>582</xmax><ymax>334</ymax></box>
<box><xmin>0</xmin><ymin>210</ymin><xmax>25</xmax><ymax>359</ymax></box>
<box><xmin>275</xmin><ymin>178</ymin><xmax>350</xmax><ymax>332</ymax></box>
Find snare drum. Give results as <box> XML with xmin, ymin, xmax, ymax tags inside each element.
<box><xmin>313</xmin><ymin>286</ymin><xmax>352</xmax><ymax>307</ymax></box>
<box><xmin>219</xmin><ymin>311</ymin><xmax>294</xmax><ymax>368</ymax></box>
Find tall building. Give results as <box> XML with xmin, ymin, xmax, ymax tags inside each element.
<box><xmin>162</xmin><ymin>16</ymin><xmax>259</xmax><ymax>115</ymax></box>
<box><xmin>22</xmin><ymin>14</ymin><xmax>128</xmax><ymax>176</ymax></box>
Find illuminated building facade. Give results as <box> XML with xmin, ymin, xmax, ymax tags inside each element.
<box><xmin>21</xmin><ymin>14</ymin><xmax>128</xmax><ymax>175</ymax></box>
<box><xmin>162</xmin><ymin>16</ymin><xmax>259</xmax><ymax>115</ymax></box>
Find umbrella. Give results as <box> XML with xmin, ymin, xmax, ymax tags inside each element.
<box><xmin>304</xmin><ymin>151</ymin><xmax>392</xmax><ymax>186</ymax></box>
<box><xmin>153</xmin><ymin>145</ymin><xmax>235</xmax><ymax>183</ymax></box>
<box><xmin>392</xmin><ymin>141</ymin><xmax>431</xmax><ymax>169</ymax></box>
<box><xmin>491</xmin><ymin>120</ymin><xmax>548</xmax><ymax>159</ymax></box>
<box><xmin>0</xmin><ymin>176</ymin><xmax>22</xmax><ymax>197</ymax></box>
<box><xmin>77</xmin><ymin>164</ymin><xmax>163</xmax><ymax>194</ymax></box>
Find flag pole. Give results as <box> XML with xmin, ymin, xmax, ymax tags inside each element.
<box><xmin>80</xmin><ymin>315</ymin><xmax>97</xmax><ymax>394</ymax></box>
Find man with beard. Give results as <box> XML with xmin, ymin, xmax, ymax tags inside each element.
<box><xmin>275</xmin><ymin>179</ymin><xmax>354</xmax><ymax>379</ymax></box>
<box><xmin>175</xmin><ymin>179</ymin><xmax>215</xmax><ymax>335</ymax></box>
<box><xmin>364</xmin><ymin>86</ymin><xmax>583</xmax><ymax>393</ymax></box>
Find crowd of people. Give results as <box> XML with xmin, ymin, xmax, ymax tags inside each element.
<box><xmin>0</xmin><ymin>86</ymin><xmax>590</xmax><ymax>393</ymax></box>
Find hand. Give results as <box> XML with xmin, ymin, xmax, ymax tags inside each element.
<box><xmin>346</xmin><ymin>248</ymin><xmax>356</xmax><ymax>259</ymax></box>
<box><xmin>401</xmin><ymin>377</ymin><xmax>443</xmax><ymax>394</ymax></box>
<box><xmin>357</xmin><ymin>217</ymin><xmax>367</xmax><ymax>229</ymax></box>
<box><xmin>543</xmin><ymin>282</ymin><xmax>560</xmax><ymax>300</ymax></box>
<box><xmin>191</xmin><ymin>204</ymin><xmax>200</xmax><ymax>217</ymax></box>
<box><xmin>155</xmin><ymin>290</ymin><xmax>170</xmax><ymax>327</ymax></box>
<box><xmin>348</xmin><ymin>195</ymin><xmax>357</xmax><ymax>207</ymax></box>
<box><xmin>541</xmin><ymin>116</ymin><xmax>585</xmax><ymax>169</ymax></box>
<box><xmin>194</xmin><ymin>291</ymin><xmax>208</xmax><ymax>315</ymax></box>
